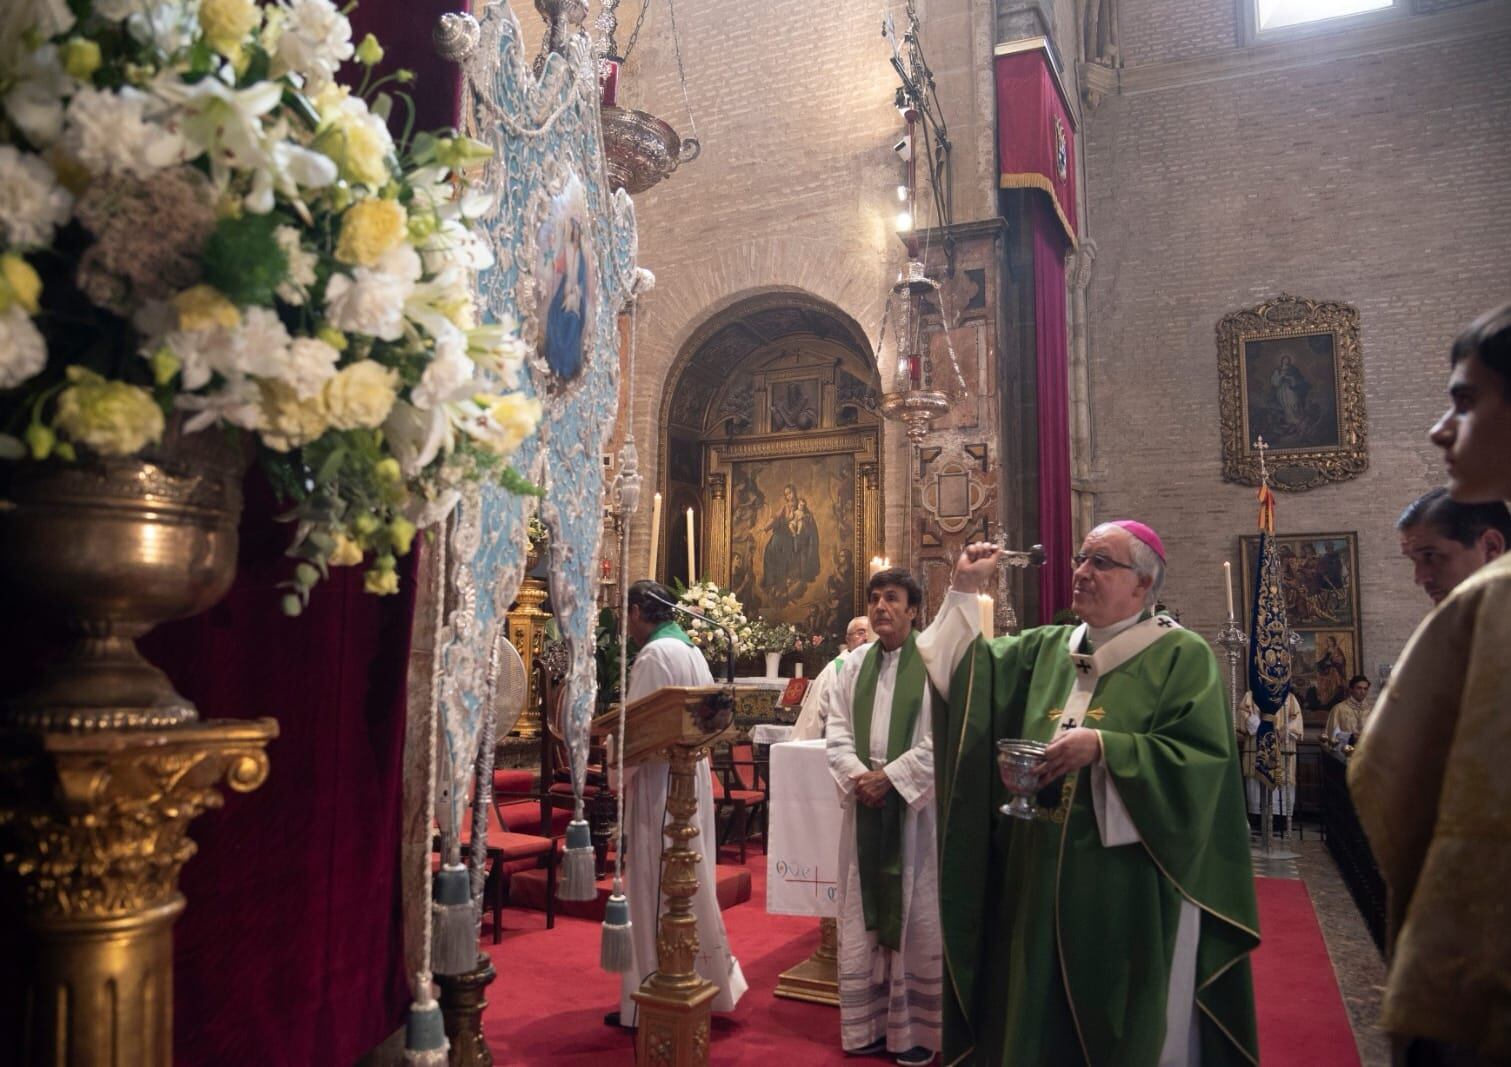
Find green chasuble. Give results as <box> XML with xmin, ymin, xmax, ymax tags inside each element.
<box><xmin>933</xmin><ymin>624</ymin><xmax>1259</xmax><ymax>1067</ymax></box>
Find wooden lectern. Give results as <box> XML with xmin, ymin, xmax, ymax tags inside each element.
<box><xmin>590</xmin><ymin>684</ymin><xmax>737</xmax><ymax>1067</ymax></box>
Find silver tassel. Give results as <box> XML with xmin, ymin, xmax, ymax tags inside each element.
<box><xmin>599</xmin><ymin>880</ymin><xmax>634</xmax><ymax>973</ymax></box>
<box><xmin>557</xmin><ymin>803</ymin><xmax>597</xmax><ymax>901</ymax></box>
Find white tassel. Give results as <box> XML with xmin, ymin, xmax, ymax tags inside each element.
<box><xmin>431</xmin><ymin>863</ymin><xmax>476</xmax><ymax>975</ymax></box>
<box><xmin>599</xmin><ymin>881</ymin><xmax>634</xmax><ymax>973</ymax></box>
<box><xmin>402</xmin><ymin>973</ymin><xmax>450</xmax><ymax>1066</ymax></box>
<box><xmin>558</xmin><ymin>810</ymin><xmax>597</xmax><ymax>901</ymax></box>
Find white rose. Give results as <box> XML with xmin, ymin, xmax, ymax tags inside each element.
<box><xmin>263</xmin><ymin>336</ymin><xmax>340</xmax><ymax>399</ymax></box>
<box><xmin>0</xmin><ymin>145</ymin><xmax>72</xmax><ymax>249</ymax></box>
<box><xmin>0</xmin><ymin>305</ymin><xmax>47</xmax><ymax>390</ymax></box>
<box><xmin>62</xmin><ymin>87</ymin><xmax>185</xmax><ymax>179</ymax></box>
<box><xmin>272</xmin><ymin>0</ymin><xmax>354</xmax><ymax>94</ymax></box>
<box><xmin>323</xmin><ymin>245</ymin><xmax>420</xmax><ymax>341</ymax></box>
<box><xmin>231</xmin><ymin>306</ymin><xmax>293</xmax><ymax>380</ymax></box>
<box><xmin>410</xmin><ymin>328</ymin><xmax>473</xmax><ymax>410</ymax></box>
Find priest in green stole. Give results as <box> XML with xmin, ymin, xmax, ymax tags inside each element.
<box><xmin>826</xmin><ymin>570</ymin><xmax>942</xmax><ymax>1065</ymax></box>
<box><xmin>917</xmin><ymin>524</ymin><xmax>1259</xmax><ymax>1067</ymax></box>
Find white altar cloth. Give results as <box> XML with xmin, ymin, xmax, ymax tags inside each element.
<box><xmin>766</xmin><ymin>739</ymin><xmax>843</xmax><ymax>918</ymax></box>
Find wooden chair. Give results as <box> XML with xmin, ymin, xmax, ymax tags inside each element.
<box><xmin>463</xmin><ymin>800</ymin><xmax>558</xmax><ymax>940</ymax></box>
<box><xmin>711</xmin><ymin>742</ymin><xmax>768</xmax><ymax>863</ymax></box>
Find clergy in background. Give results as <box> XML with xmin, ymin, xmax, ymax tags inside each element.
<box><xmin>792</xmin><ymin>615</ymin><xmax>874</xmax><ymax>741</ymax></box>
<box><xmin>1324</xmin><ymin>675</ymin><xmax>1373</xmax><ymax>747</ymax></box>
<box><xmin>824</xmin><ymin>569</ymin><xmax>941</xmax><ymax>1066</ymax></box>
<box><xmin>609</xmin><ymin>580</ymin><xmax>747</xmax><ymax>1029</ymax></box>
<box><xmin>1395</xmin><ymin>485</ymin><xmax>1510</xmax><ymax>605</ymax></box>
<box><xmin>1351</xmin><ymin>303</ymin><xmax>1511</xmax><ymax>1064</ymax></box>
<box><xmin>921</xmin><ymin>524</ymin><xmax>1258</xmax><ymax>1067</ymax></box>
<box><xmin>1239</xmin><ymin>687</ymin><xmax>1304</xmax><ymax>816</ymax></box>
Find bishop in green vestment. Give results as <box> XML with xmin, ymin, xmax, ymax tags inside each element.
<box><xmin>917</xmin><ymin>525</ymin><xmax>1259</xmax><ymax>1067</ymax></box>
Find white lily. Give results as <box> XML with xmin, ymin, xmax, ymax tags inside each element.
<box><xmin>157</xmin><ymin>74</ymin><xmax>283</xmax><ymax>190</ymax></box>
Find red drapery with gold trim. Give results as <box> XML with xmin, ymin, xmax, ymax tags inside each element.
<box><xmin>996</xmin><ymin>48</ymin><xmax>1078</xmax><ymax>247</ymax></box>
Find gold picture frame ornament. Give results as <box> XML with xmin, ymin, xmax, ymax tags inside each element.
<box><xmin>1217</xmin><ymin>294</ymin><xmax>1368</xmax><ymax>491</ymax></box>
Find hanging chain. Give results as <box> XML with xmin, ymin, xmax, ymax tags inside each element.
<box><xmin>621</xmin><ymin>0</ymin><xmax>652</xmax><ymax>60</ymax></box>
<box><xmin>664</xmin><ymin>0</ymin><xmax>700</xmax><ymax>149</ymax></box>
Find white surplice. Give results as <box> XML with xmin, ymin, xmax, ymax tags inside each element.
<box><xmin>792</xmin><ymin>650</ymin><xmax>848</xmax><ymax>741</ymax></box>
<box><xmin>824</xmin><ymin>639</ymin><xmax>942</xmax><ymax>1055</ymax></box>
<box><xmin>617</xmin><ymin>636</ymin><xmax>747</xmax><ymax>1024</ymax></box>
<box><xmin>1239</xmin><ymin>691</ymin><xmax>1303</xmax><ymax>815</ymax></box>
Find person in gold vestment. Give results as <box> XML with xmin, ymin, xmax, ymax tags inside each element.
<box><xmin>1351</xmin><ymin>303</ymin><xmax>1511</xmax><ymax>1066</ymax></box>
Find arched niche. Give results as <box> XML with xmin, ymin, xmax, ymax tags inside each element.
<box><xmin>657</xmin><ymin>292</ymin><xmax>884</xmax><ymax>641</ymax></box>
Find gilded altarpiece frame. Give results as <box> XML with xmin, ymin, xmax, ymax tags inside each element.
<box><xmin>705</xmin><ymin>428</ymin><xmax>881</xmax><ymax>642</ymax></box>
<box><xmin>1218</xmin><ymin>295</ymin><xmax>1368</xmax><ymax>491</ymax></box>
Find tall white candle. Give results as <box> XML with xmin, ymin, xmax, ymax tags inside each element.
<box><xmin>869</xmin><ymin>555</ymin><xmax>885</xmax><ymax>578</ymax></box>
<box><xmin>1223</xmin><ymin>560</ymin><xmax>1235</xmax><ymax>618</ymax></box>
<box><xmin>979</xmin><ymin>593</ymin><xmax>995</xmax><ymax>640</ymax></box>
<box><xmin>648</xmin><ymin>491</ymin><xmax>662</xmax><ymax>578</ymax></box>
<box><xmin>686</xmin><ymin>507</ymin><xmax>696</xmax><ymax>585</ymax></box>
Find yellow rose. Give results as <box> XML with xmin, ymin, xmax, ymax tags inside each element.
<box><xmin>329</xmin><ymin>533</ymin><xmax>364</xmax><ymax>566</ymax></box>
<box><xmin>363</xmin><ymin>567</ymin><xmax>400</xmax><ymax>595</ymax></box>
<box><xmin>335</xmin><ymin>198</ymin><xmax>408</xmax><ymax>267</ymax></box>
<box><xmin>313</xmin><ymin>88</ymin><xmax>392</xmax><ymax>189</ymax></box>
<box><xmin>485</xmin><ymin>392</ymin><xmax>543</xmax><ymax>456</ymax></box>
<box><xmin>324</xmin><ymin>360</ymin><xmax>398</xmax><ymax>430</ymax></box>
<box><xmin>257</xmin><ymin>380</ymin><xmax>331</xmax><ymax>452</ymax></box>
<box><xmin>174</xmin><ymin>285</ymin><xmax>240</xmax><ymax>332</ymax></box>
<box><xmin>199</xmin><ymin>0</ymin><xmax>260</xmax><ymax>58</ymax></box>
<box><xmin>54</xmin><ymin>367</ymin><xmax>166</xmax><ymax>456</ymax></box>
<box><xmin>0</xmin><ymin>254</ymin><xmax>42</xmax><ymax>315</ymax></box>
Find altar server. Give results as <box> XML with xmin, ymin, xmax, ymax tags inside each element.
<box><xmin>609</xmin><ymin>581</ymin><xmax>747</xmax><ymax>1029</ymax></box>
<box><xmin>792</xmin><ymin>615</ymin><xmax>874</xmax><ymax>741</ymax></box>
<box><xmin>824</xmin><ymin>570</ymin><xmax>941</xmax><ymax>1065</ymax></box>
<box><xmin>1352</xmin><ymin>303</ymin><xmax>1511</xmax><ymax>1064</ymax></box>
<box><xmin>922</xmin><ymin>524</ymin><xmax>1259</xmax><ymax>1067</ymax></box>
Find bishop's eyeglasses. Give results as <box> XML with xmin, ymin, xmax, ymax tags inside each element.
<box><xmin>1072</xmin><ymin>552</ymin><xmax>1137</xmax><ymax>573</ymax></box>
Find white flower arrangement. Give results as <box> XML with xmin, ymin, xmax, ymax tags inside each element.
<box><xmin>0</xmin><ymin>0</ymin><xmax>541</xmax><ymax>613</ymax></box>
<box><xmin>675</xmin><ymin>581</ymin><xmax>754</xmax><ymax>662</ymax></box>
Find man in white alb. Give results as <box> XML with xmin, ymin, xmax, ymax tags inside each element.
<box><xmin>824</xmin><ymin>569</ymin><xmax>940</xmax><ymax>1066</ymax></box>
<box><xmin>608</xmin><ymin>580</ymin><xmax>747</xmax><ymax>1029</ymax></box>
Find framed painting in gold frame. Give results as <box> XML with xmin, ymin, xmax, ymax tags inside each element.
<box><xmin>1240</xmin><ymin>530</ymin><xmax>1363</xmax><ymax>727</ymax></box>
<box><xmin>1218</xmin><ymin>294</ymin><xmax>1368</xmax><ymax>490</ymax></box>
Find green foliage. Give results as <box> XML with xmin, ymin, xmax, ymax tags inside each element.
<box><xmin>201</xmin><ymin>213</ymin><xmax>288</xmax><ymax>306</ymax></box>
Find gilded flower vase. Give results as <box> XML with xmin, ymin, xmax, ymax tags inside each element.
<box><xmin>0</xmin><ymin>421</ymin><xmax>277</xmax><ymax>1066</ymax></box>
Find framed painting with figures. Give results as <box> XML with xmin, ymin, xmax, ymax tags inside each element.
<box><xmin>1241</xmin><ymin>531</ymin><xmax>1363</xmax><ymax>727</ymax></box>
<box><xmin>1218</xmin><ymin>295</ymin><xmax>1368</xmax><ymax>491</ymax></box>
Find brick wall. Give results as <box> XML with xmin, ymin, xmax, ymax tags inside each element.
<box><xmin>1081</xmin><ymin>10</ymin><xmax>1511</xmax><ymax>673</ymax></box>
<box><xmin>521</xmin><ymin>0</ymin><xmax>1001</xmax><ymax>573</ymax></box>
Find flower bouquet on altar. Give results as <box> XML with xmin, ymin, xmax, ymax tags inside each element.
<box><xmin>673</xmin><ymin>580</ymin><xmax>753</xmax><ymax>665</ymax></box>
<box><xmin>747</xmin><ymin>619</ymin><xmax>800</xmax><ymax>655</ymax></box>
<box><xmin>0</xmin><ymin>0</ymin><xmax>541</xmax><ymax>614</ymax></box>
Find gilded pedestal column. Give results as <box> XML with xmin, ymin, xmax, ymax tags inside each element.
<box><xmin>0</xmin><ymin>718</ymin><xmax>277</xmax><ymax>1065</ymax></box>
<box><xmin>507</xmin><ymin>578</ymin><xmax>550</xmax><ymax>739</ymax></box>
<box><xmin>632</xmin><ymin>743</ymin><xmax>717</xmax><ymax>1067</ymax></box>
<box><xmin>773</xmin><ymin>918</ymin><xmax>839</xmax><ymax>1006</ymax></box>
<box><xmin>435</xmin><ymin>953</ymin><xmax>497</xmax><ymax>1067</ymax></box>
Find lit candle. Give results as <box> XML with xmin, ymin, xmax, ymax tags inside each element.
<box><xmin>869</xmin><ymin>555</ymin><xmax>885</xmax><ymax>578</ymax></box>
<box><xmin>686</xmin><ymin>507</ymin><xmax>696</xmax><ymax>584</ymax></box>
<box><xmin>648</xmin><ymin>491</ymin><xmax>662</xmax><ymax>578</ymax></box>
<box><xmin>1223</xmin><ymin>561</ymin><xmax>1235</xmax><ymax>619</ymax></box>
<box><xmin>978</xmin><ymin>593</ymin><xmax>995</xmax><ymax>640</ymax></box>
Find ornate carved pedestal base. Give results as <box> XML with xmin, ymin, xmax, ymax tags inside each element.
<box><xmin>436</xmin><ymin>953</ymin><xmax>497</xmax><ymax>1067</ymax></box>
<box><xmin>0</xmin><ymin>718</ymin><xmax>277</xmax><ymax>1066</ymax></box>
<box><xmin>773</xmin><ymin>917</ymin><xmax>839</xmax><ymax>1007</ymax></box>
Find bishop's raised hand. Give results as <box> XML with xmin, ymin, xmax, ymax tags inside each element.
<box><xmin>950</xmin><ymin>541</ymin><xmax>1002</xmax><ymax>593</ymax></box>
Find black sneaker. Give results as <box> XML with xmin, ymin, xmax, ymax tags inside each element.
<box><xmin>895</xmin><ymin>1048</ymin><xmax>935</xmax><ymax>1066</ymax></box>
<box><xmin>845</xmin><ymin>1037</ymin><xmax>886</xmax><ymax>1056</ymax></box>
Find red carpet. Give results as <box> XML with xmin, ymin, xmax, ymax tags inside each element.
<box><xmin>481</xmin><ymin>864</ymin><xmax>1359</xmax><ymax>1065</ymax></box>
<box><xmin>1251</xmin><ymin>877</ymin><xmax>1361</xmax><ymax>1066</ymax></box>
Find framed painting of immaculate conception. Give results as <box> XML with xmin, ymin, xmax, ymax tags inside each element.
<box><xmin>1218</xmin><ymin>294</ymin><xmax>1368</xmax><ymax>490</ymax></box>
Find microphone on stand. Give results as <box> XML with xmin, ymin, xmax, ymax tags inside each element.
<box><xmin>641</xmin><ymin>589</ymin><xmax>737</xmax><ymax>685</ymax></box>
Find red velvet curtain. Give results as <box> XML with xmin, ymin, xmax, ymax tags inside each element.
<box><xmin>1032</xmin><ymin>196</ymin><xmax>1074</xmax><ymax>622</ymax></box>
<box><xmin>142</xmin><ymin>476</ymin><xmax>419</xmax><ymax>1065</ymax></box>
